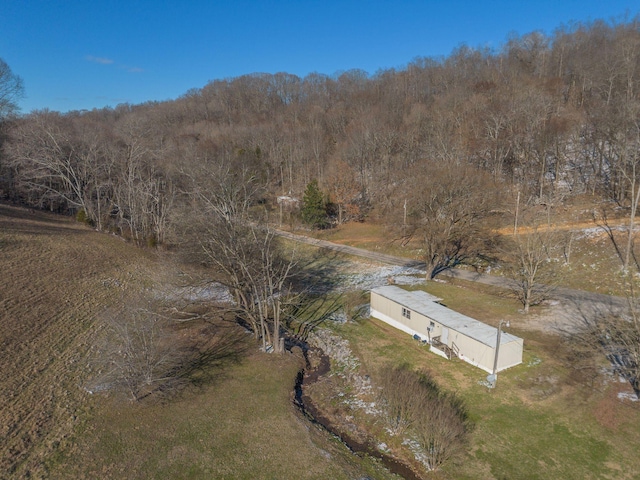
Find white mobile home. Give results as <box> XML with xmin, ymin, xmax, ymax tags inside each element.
<box><xmin>370</xmin><ymin>285</ymin><xmax>523</xmax><ymax>373</ymax></box>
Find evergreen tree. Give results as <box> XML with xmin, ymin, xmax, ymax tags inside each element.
<box><xmin>301</xmin><ymin>180</ymin><xmax>327</xmax><ymax>229</ymax></box>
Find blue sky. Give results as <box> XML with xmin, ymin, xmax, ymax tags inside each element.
<box><xmin>2</xmin><ymin>0</ymin><xmax>639</xmax><ymax>113</ymax></box>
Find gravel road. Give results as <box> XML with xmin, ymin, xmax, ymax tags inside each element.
<box><xmin>278</xmin><ymin>229</ymin><xmax>628</xmax><ymax>333</ymax></box>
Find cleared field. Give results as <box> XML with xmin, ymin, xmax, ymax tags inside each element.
<box><xmin>0</xmin><ymin>204</ymin><xmax>396</xmax><ymax>479</ymax></box>
<box><xmin>0</xmin><ymin>204</ymin><xmax>164</xmax><ymax>477</ymax></box>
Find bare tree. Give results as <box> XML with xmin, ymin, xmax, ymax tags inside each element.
<box><xmin>193</xmin><ymin>219</ymin><xmax>298</xmax><ymax>354</ymax></box>
<box><xmin>412</xmin><ymin>387</ymin><xmax>473</xmax><ymax>472</ymax></box>
<box><xmin>6</xmin><ymin>112</ymin><xmax>105</xmax><ymax>219</ymax></box>
<box><xmin>325</xmin><ymin>158</ymin><xmax>363</xmax><ymax>225</ymax></box>
<box><xmin>593</xmin><ymin>205</ymin><xmax>640</xmax><ymax>273</ymax></box>
<box><xmin>93</xmin><ymin>299</ymin><xmax>187</xmax><ymax>402</ymax></box>
<box><xmin>594</xmin><ymin>122</ymin><xmax>640</xmax><ymax>272</ymax></box>
<box><xmin>400</xmin><ymin>162</ymin><xmax>499</xmax><ymax>279</ymax></box>
<box><xmin>111</xmin><ymin>115</ymin><xmax>176</xmax><ymax>244</ymax></box>
<box><xmin>91</xmin><ymin>292</ymin><xmax>251</xmax><ymax>402</ymax></box>
<box><xmin>377</xmin><ymin>365</ymin><xmax>426</xmax><ymax>435</ymax></box>
<box><xmin>503</xmin><ymin>224</ymin><xmax>561</xmax><ymax>313</ymax></box>
<box><xmin>178</xmin><ymin>156</ymin><xmax>298</xmax><ymax>353</ymax></box>
<box><xmin>0</xmin><ymin>58</ymin><xmax>24</xmax><ymax>119</ymax></box>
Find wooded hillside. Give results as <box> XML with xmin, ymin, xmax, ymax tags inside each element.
<box><xmin>2</xmin><ymin>18</ymin><xmax>640</xmax><ymax>245</ymax></box>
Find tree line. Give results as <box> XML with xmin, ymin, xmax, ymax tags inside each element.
<box><xmin>3</xmin><ymin>16</ymin><xmax>640</xmax><ymax>310</ymax></box>
<box><xmin>1</xmin><ymin>18</ymin><xmax>640</xmax><ymax>246</ymax></box>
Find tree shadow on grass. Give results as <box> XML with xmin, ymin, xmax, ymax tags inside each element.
<box><xmin>293</xmin><ymin>247</ymin><xmax>352</xmax><ymax>295</ymax></box>
<box><xmin>89</xmin><ymin>300</ymin><xmax>254</xmax><ymax>404</ymax></box>
<box><xmin>171</xmin><ymin>320</ymin><xmax>253</xmax><ymax>392</ymax></box>
<box><xmin>557</xmin><ymin>296</ymin><xmax>640</xmax><ymax>398</ymax></box>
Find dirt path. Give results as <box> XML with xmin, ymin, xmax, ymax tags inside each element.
<box><xmin>277</xmin><ymin>229</ymin><xmax>424</xmax><ymax>268</ymax></box>
<box><xmin>495</xmin><ymin>219</ymin><xmax>600</xmax><ymax>236</ymax></box>
<box><xmin>277</xmin><ymin>228</ymin><xmax>627</xmax><ymax>333</ymax></box>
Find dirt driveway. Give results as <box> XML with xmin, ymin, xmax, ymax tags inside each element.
<box><xmin>278</xmin><ymin>228</ymin><xmax>627</xmax><ymax>334</ymax></box>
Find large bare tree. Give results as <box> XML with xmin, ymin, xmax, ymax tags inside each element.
<box><xmin>400</xmin><ymin>162</ymin><xmax>499</xmax><ymax>279</ymax></box>
<box><xmin>178</xmin><ymin>155</ymin><xmax>298</xmax><ymax>353</ymax></box>
<box><xmin>6</xmin><ymin>112</ymin><xmax>107</xmax><ymax>219</ymax></box>
<box><xmin>503</xmin><ymin>225</ymin><xmax>562</xmax><ymax>313</ymax></box>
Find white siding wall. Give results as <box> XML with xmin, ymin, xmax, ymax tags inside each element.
<box><xmin>370</xmin><ymin>291</ymin><xmax>441</xmax><ymax>340</ymax></box>
<box><xmin>370</xmin><ymin>290</ymin><xmax>523</xmax><ymax>373</ymax></box>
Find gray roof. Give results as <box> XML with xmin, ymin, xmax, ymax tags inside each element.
<box><xmin>371</xmin><ymin>285</ymin><xmax>521</xmax><ymax>347</ymax></box>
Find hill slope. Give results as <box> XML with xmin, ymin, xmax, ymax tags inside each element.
<box><xmin>0</xmin><ymin>204</ymin><xmax>396</xmax><ymax>479</ymax></box>
<box><xmin>0</xmin><ymin>204</ymin><xmax>164</xmax><ymax>477</ymax></box>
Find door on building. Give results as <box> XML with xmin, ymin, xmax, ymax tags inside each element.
<box><xmin>441</xmin><ymin>327</ymin><xmax>449</xmax><ymax>345</ymax></box>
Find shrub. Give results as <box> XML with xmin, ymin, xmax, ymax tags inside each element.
<box><xmin>75</xmin><ymin>208</ymin><xmax>94</xmax><ymax>226</ymax></box>
<box><xmin>377</xmin><ymin>365</ymin><xmax>474</xmax><ymax>471</ymax></box>
<box><xmin>301</xmin><ymin>180</ymin><xmax>328</xmax><ymax>229</ymax></box>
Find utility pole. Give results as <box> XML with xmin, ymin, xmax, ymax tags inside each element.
<box><xmin>514</xmin><ymin>191</ymin><xmax>520</xmax><ymax>236</ymax></box>
<box><xmin>489</xmin><ymin>320</ymin><xmax>509</xmax><ymax>388</ymax></box>
<box><xmin>403</xmin><ymin>198</ymin><xmax>407</xmax><ymax>234</ymax></box>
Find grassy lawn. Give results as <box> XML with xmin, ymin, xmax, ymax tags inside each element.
<box><xmin>303</xmin><ymin>210</ymin><xmax>634</xmax><ymax>297</ymax></box>
<box><xmin>553</xmin><ymin>231</ymin><xmax>631</xmax><ymax>296</ymax></box>
<box><xmin>329</xmin><ymin>282</ymin><xmax>640</xmax><ymax>480</ymax></box>
<box><xmin>48</xmin><ymin>353</ymin><xmax>399</xmax><ymax>480</ymax></box>
<box><xmin>417</xmin><ymin>279</ymin><xmax>523</xmax><ymax>323</ymax></box>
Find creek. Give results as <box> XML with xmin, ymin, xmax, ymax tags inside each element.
<box><xmin>293</xmin><ymin>349</ymin><xmax>423</xmax><ymax>480</ymax></box>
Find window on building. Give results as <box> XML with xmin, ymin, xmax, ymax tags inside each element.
<box><xmin>402</xmin><ymin>307</ymin><xmax>411</xmax><ymax>319</ymax></box>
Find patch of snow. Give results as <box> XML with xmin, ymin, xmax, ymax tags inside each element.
<box><xmin>617</xmin><ymin>392</ymin><xmax>639</xmax><ymax>402</ymax></box>
<box><xmin>402</xmin><ymin>437</ymin><xmax>431</xmax><ymax>470</ymax></box>
<box><xmin>478</xmin><ymin>378</ymin><xmax>495</xmax><ymax>389</ymax></box>
<box><xmin>349</xmin><ymin>398</ymin><xmax>381</xmax><ymax>415</ymax></box>
<box><xmin>575</xmin><ymin>224</ymin><xmax>640</xmax><ymax>240</ymax></box>
<box><xmin>83</xmin><ymin>382</ymin><xmax>113</xmax><ymax>395</ymax></box>
<box><xmin>338</xmin><ymin>265</ymin><xmax>426</xmax><ymax>291</ymax></box>
<box><xmin>160</xmin><ymin>283</ymin><xmax>234</xmax><ymax>304</ymax></box>
<box><xmin>310</xmin><ymin>329</ymin><xmax>360</xmax><ymax>374</ymax></box>
<box><xmin>327</xmin><ymin>310</ymin><xmax>349</xmax><ymax>324</ymax></box>
<box><xmin>350</xmin><ymin>304</ymin><xmax>370</xmax><ymax>321</ymax></box>
<box><xmin>527</xmin><ymin>357</ymin><xmax>542</xmax><ymax>367</ymax></box>
<box><xmin>392</xmin><ymin>275</ymin><xmax>427</xmax><ymax>285</ymax></box>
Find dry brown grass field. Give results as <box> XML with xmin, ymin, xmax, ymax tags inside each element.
<box><xmin>0</xmin><ymin>204</ymin><xmax>397</xmax><ymax>480</ymax></box>
<box><xmin>0</xmin><ymin>204</ymin><xmax>164</xmax><ymax>477</ymax></box>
